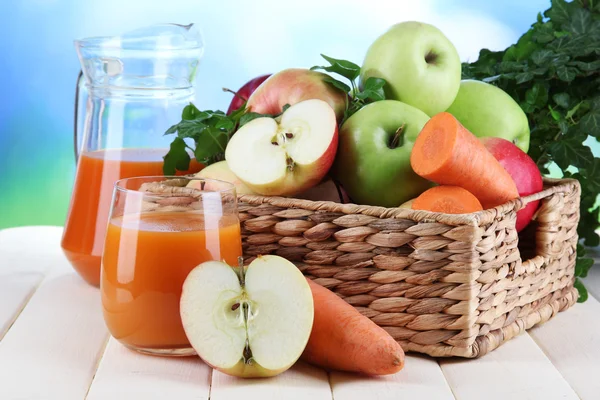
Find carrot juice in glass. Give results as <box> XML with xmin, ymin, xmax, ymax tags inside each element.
<box><xmin>101</xmin><ymin>176</ymin><xmax>242</xmax><ymax>355</ymax></box>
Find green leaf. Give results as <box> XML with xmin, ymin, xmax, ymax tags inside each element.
<box><xmin>182</xmin><ymin>103</ymin><xmax>202</xmax><ymax>120</ymax></box>
<box><xmin>525</xmin><ymin>83</ymin><xmax>549</xmax><ymax>109</ymax></box>
<box><xmin>556</xmin><ymin>65</ymin><xmax>579</xmax><ymax>81</ymax></box>
<box><xmin>575</xmin><ymin>258</ymin><xmax>594</xmax><ymax>278</ymax></box>
<box><xmin>545</xmin><ymin>0</ymin><xmax>575</xmax><ymax>24</ymax></box>
<box><xmin>194</xmin><ymin>127</ymin><xmax>228</xmax><ymax>164</ymax></box>
<box><xmin>531</xmin><ymin>49</ymin><xmax>555</xmax><ymax>65</ymax></box>
<box><xmin>549</xmin><ymin>105</ymin><xmax>562</xmax><ymax>121</ymax></box>
<box><xmin>547</xmin><ymin>137</ymin><xmax>594</xmax><ymax>169</ymax></box>
<box><xmin>564</xmin><ymin>7</ymin><xmax>593</xmax><ymax>35</ymax></box>
<box><xmin>574</xmin><ymin>278</ymin><xmax>588</xmax><ymax>303</ymax></box>
<box><xmin>162</xmin><ymin>137</ymin><xmax>191</xmax><ymax>175</ymax></box>
<box><xmin>355</xmin><ymin>77</ymin><xmax>386</xmax><ymax>101</ymax></box>
<box><xmin>322</xmin><ymin>76</ymin><xmax>351</xmax><ymax>95</ymax></box>
<box><xmin>311</xmin><ymin>54</ymin><xmax>361</xmax><ymax>81</ymax></box>
<box><xmin>553</xmin><ymin>92</ymin><xmax>570</xmax><ymax>108</ymax></box>
<box><xmin>580</xmin><ymin>158</ymin><xmax>600</xmax><ymax>193</ymax></box>
<box><xmin>532</xmin><ymin>24</ymin><xmax>556</xmax><ymax>43</ymax></box>
<box><xmin>239</xmin><ymin>112</ymin><xmax>267</xmax><ymax>127</ymax></box>
<box><xmin>566</xmin><ymin>101</ymin><xmax>583</xmax><ymax>120</ymax></box>
<box><xmin>515</xmin><ymin>71</ymin><xmax>535</xmax><ymax>84</ymax></box>
<box><xmin>580</xmin><ymin>101</ymin><xmax>600</xmax><ymax>138</ymax></box>
<box><xmin>569</xmin><ymin>60</ymin><xmax>600</xmax><ymax>71</ymax></box>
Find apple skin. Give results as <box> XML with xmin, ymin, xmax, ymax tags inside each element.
<box><xmin>246</xmin><ymin>68</ymin><xmax>347</xmax><ymax>121</ymax></box>
<box><xmin>481</xmin><ymin>137</ymin><xmax>543</xmax><ymax>232</ymax></box>
<box><xmin>447</xmin><ymin>80</ymin><xmax>531</xmax><ymax>152</ymax></box>
<box><xmin>189</xmin><ymin>160</ymin><xmax>256</xmax><ymax>195</ymax></box>
<box><xmin>205</xmin><ymin>358</ymin><xmax>290</xmax><ymax>379</ymax></box>
<box><xmin>332</xmin><ymin>100</ymin><xmax>433</xmax><ymax>207</ymax></box>
<box><xmin>226</xmin><ymin>74</ymin><xmax>271</xmax><ymax>115</ymax></box>
<box><xmin>360</xmin><ymin>21</ymin><xmax>461</xmax><ymax>117</ymax></box>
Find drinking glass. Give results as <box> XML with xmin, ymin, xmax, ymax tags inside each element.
<box><xmin>101</xmin><ymin>176</ymin><xmax>242</xmax><ymax>356</ymax></box>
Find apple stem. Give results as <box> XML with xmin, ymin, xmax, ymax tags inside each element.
<box><xmin>222</xmin><ymin>87</ymin><xmax>248</xmax><ymax>102</ymax></box>
<box><xmin>389</xmin><ymin>124</ymin><xmax>406</xmax><ymax>149</ymax></box>
<box><xmin>286</xmin><ymin>157</ymin><xmax>295</xmax><ymax>172</ymax></box>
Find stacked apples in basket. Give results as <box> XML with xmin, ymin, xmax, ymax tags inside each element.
<box><xmin>167</xmin><ymin>21</ymin><xmax>544</xmax><ymax>378</ymax></box>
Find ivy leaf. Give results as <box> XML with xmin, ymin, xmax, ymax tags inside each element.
<box><xmin>556</xmin><ymin>65</ymin><xmax>579</xmax><ymax>81</ymax></box>
<box><xmin>515</xmin><ymin>71</ymin><xmax>535</xmax><ymax>84</ymax></box>
<box><xmin>311</xmin><ymin>54</ymin><xmax>361</xmax><ymax>82</ymax></box>
<box><xmin>580</xmin><ymin>158</ymin><xmax>600</xmax><ymax>193</ymax></box>
<box><xmin>547</xmin><ymin>137</ymin><xmax>594</xmax><ymax>169</ymax></box>
<box><xmin>553</xmin><ymin>92</ymin><xmax>570</xmax><ymax>108</ymax></box>
<box><xmin>574</xmin><ymin>278</ymin><xmax>588</xmax><ymax>303</ymax></box>
<box><xmin>545</xmin><ymin>0</ymin><xmax>575</xmax><ymax>24</ymax></box>
<box><xmin>575</xmin><ymin>258</ymin><xmax>595</xmax><ymax>278</ymax></box>
<box><xmin>580</xmin><ymin>101</ymin><xmax>600</xmax><ymax>138</ymax></box>
<box><xmin>525</xmin><ymin>82</ymin><xmax>549</xmax><ymax>109</ymax></box>
<box><xmin>564</xmin><ymin>7</ymin><xmax>593</xmax><ymax>35</ymax></box>
<box><xmin>531</xmin><ymin>49</ymin><xmax>555</xmax><ymax>65</ymax></box>
<box><xmin>162</xmin><ymin>137</ymin><xmax>190</xmax><ymax>175</ymax></box>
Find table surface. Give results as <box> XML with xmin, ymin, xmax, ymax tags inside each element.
<box><xmin>1</xmin><ymin>226</ymin><xmax>599</xmax><ymax>400</ymax></box>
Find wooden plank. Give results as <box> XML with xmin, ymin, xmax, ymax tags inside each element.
<box><xmin>210</xmin><ymin>361</ymin><xmax>332</xmax><ymax>400</ymax></box>
<box><xmin>529</xmin><ymin>295</ymin><xmax>600</xmax><ymax>399</ymax></box>
<box><xmin>330</xmin><ymin>354</ymin><xmax>454</xmax><ymax>400</ymax></box>
<box><xmin>0</xmin><ymin>253</ymin><xmax>109</xmax><ymax>400</ymax></box>
<box><xmin>0</xmin><ymin>227</ymin><xmax>63</xmax><ymax>338</ymax></box>
<box><xmin>86</xmin><ymin>338</ymin><xmax>211</xmax><ymax>400</ymax></box>
<box><xmin>439</xmin><ymin>333</ymin><xmax>578</xmax><ymax>400</ymax></box>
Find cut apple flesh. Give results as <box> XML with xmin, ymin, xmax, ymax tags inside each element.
<box><xmin>180</xmin><ymin>256</ymin><xmax>314</xmax><ymax>377</ymax></box>
<box><xmin>225</xmin><ymin>99</ymin><xmax>337</xmax><ymax>196</ymax></box>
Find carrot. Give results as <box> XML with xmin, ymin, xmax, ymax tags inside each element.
<box><xmin>411</xmin><ymin>185</ymin><xmax>483</xmax><ymax>214</ymax></box>
<box><xmin>410</xmin><ymin>112</ymin><xmax>519</xmax><ymax>209</ymax></box>
<box><xmin>301</xmin><ymin>279</ymin><xmax>404</xmax><ymax>376</ymax></box>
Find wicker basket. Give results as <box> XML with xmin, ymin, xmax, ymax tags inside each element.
<box><xmin>237</xmin><ymin>177</ymin><xmax>580</xmax><ymax>358</ymax></box>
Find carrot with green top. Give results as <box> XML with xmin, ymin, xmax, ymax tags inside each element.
<box><xmin>412</xmin><ymin>185</ymin><xmax>483</xmax><ymax>214</ymax></box>
<box><xmin>301</xmin><ymin>279</ymin><xmax>405</xmax><ymax>376</ymax></box>
<box><xmin>410</xmin><ymin>112</ymin><xmax>519</xmax><ymax>209</ymax></box>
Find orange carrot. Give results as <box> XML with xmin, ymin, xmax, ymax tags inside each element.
<box><xmin>410</xmin><ymin>112</ymin><xmax>519</xmax><ymax>209</ymax></box>
<box><xmin>301</xmin><ymin>279</ymin><xmax>404</xmax><ymax>376</ymax></box>
<box><xmin>412</xmin><ymin>185</ymin><xmax>483</xmax><ymax>214</ymax></box>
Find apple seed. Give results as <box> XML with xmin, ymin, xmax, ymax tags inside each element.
<box><xmin>231</xmin><ymin>303</ymin><xmax>240</xmax><ymax>311</ymax></box>
<box><xmin>285</xmin><ymin>132</ymin><xmax>294</xmax><ymax>139</ymax></box>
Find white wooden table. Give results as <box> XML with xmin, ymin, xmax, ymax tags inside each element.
<box><xmin>1</xmin><ymin>226</ymin><xmax>599</xmax><ymax>400</ymax></box>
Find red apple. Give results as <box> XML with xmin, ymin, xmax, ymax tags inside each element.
<box><xmin>481</xmin><ymin>137</ymin><xmax>543</xmax><ymax>232</ymax></box>
<box><xmin>225</xmin><ymin>99</ymin><xmax>338</xmax><ymax>196</ymax></box>
<box><xmin>295</xmin><ymin>178</ymin><xmax>350</xmax><ymax>203</ymax></box>
<box><xmin>226</xmin><ymin>74</ymin><xmax>271</xmax><ymax>115</ymax></box>
<box><xmin>246</xmin><ymin>69</ymin><xmax>348</xmax><ymax>122</ymax></box>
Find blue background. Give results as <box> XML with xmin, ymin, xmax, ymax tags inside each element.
<box><xmin>0</xmin><ymin>0</ymin><xmax>586</xmax><ymax>229</ymax></box>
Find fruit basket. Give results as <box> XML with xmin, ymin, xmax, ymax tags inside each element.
<box><xmin>237</xmin><ymin>177</ymin><xmax>580</xmax><ymax>358</ymax></box>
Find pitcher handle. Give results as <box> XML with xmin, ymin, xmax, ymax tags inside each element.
<box><xmin>73</xmin><ymin>70</ymin><xmax>84</xmax><ymax>164</ymax></box>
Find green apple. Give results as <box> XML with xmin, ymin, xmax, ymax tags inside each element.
<box><xmin>332</xmin><ymin>100</ymin><xmax>432</xmax><ymax>207</ymax></box>
<box><xmin>360</xmin><ymin>21</ymin><xmax>461</xmax><ymax>117</ymax></box>
<box><xmin>446</xmin><ymin>80</ymin><xmax>530</xmax><ymax>152</ymax></box>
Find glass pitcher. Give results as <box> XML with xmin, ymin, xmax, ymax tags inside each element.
<box><xmin>61</xmin><ymin>24</ymin><xmax>205</xmax><ymax>287</ymax></box>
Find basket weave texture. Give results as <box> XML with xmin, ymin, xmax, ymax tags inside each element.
<box><xmin>237</xmin><ymin>178</ymin><xmax>580</xmax><ymax>358</ymax></box>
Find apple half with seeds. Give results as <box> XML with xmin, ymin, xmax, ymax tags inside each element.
<box><xmin>180</xmin><ymin>255</ymin><xmax>314</xmax><ymax>378</ymax></box>
<box><xmin>225</xmin><ymin>99</ymin><xmax>338</xmax><ymax>197</ymax></box>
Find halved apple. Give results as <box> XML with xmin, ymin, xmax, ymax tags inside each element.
<box><xmin>187</xmin><ymin>160</ymin><xmax>256</xmax><ymax>195</ymax></box>
<box><xmin>225</xmin><ymin>99</ymin><xmax>338</xmax><ymax>197</ymax></box>
<box><xmin>180</xmin><ymin>255</ymin><xmax>314</xmax><ymax>378</ymax></box>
